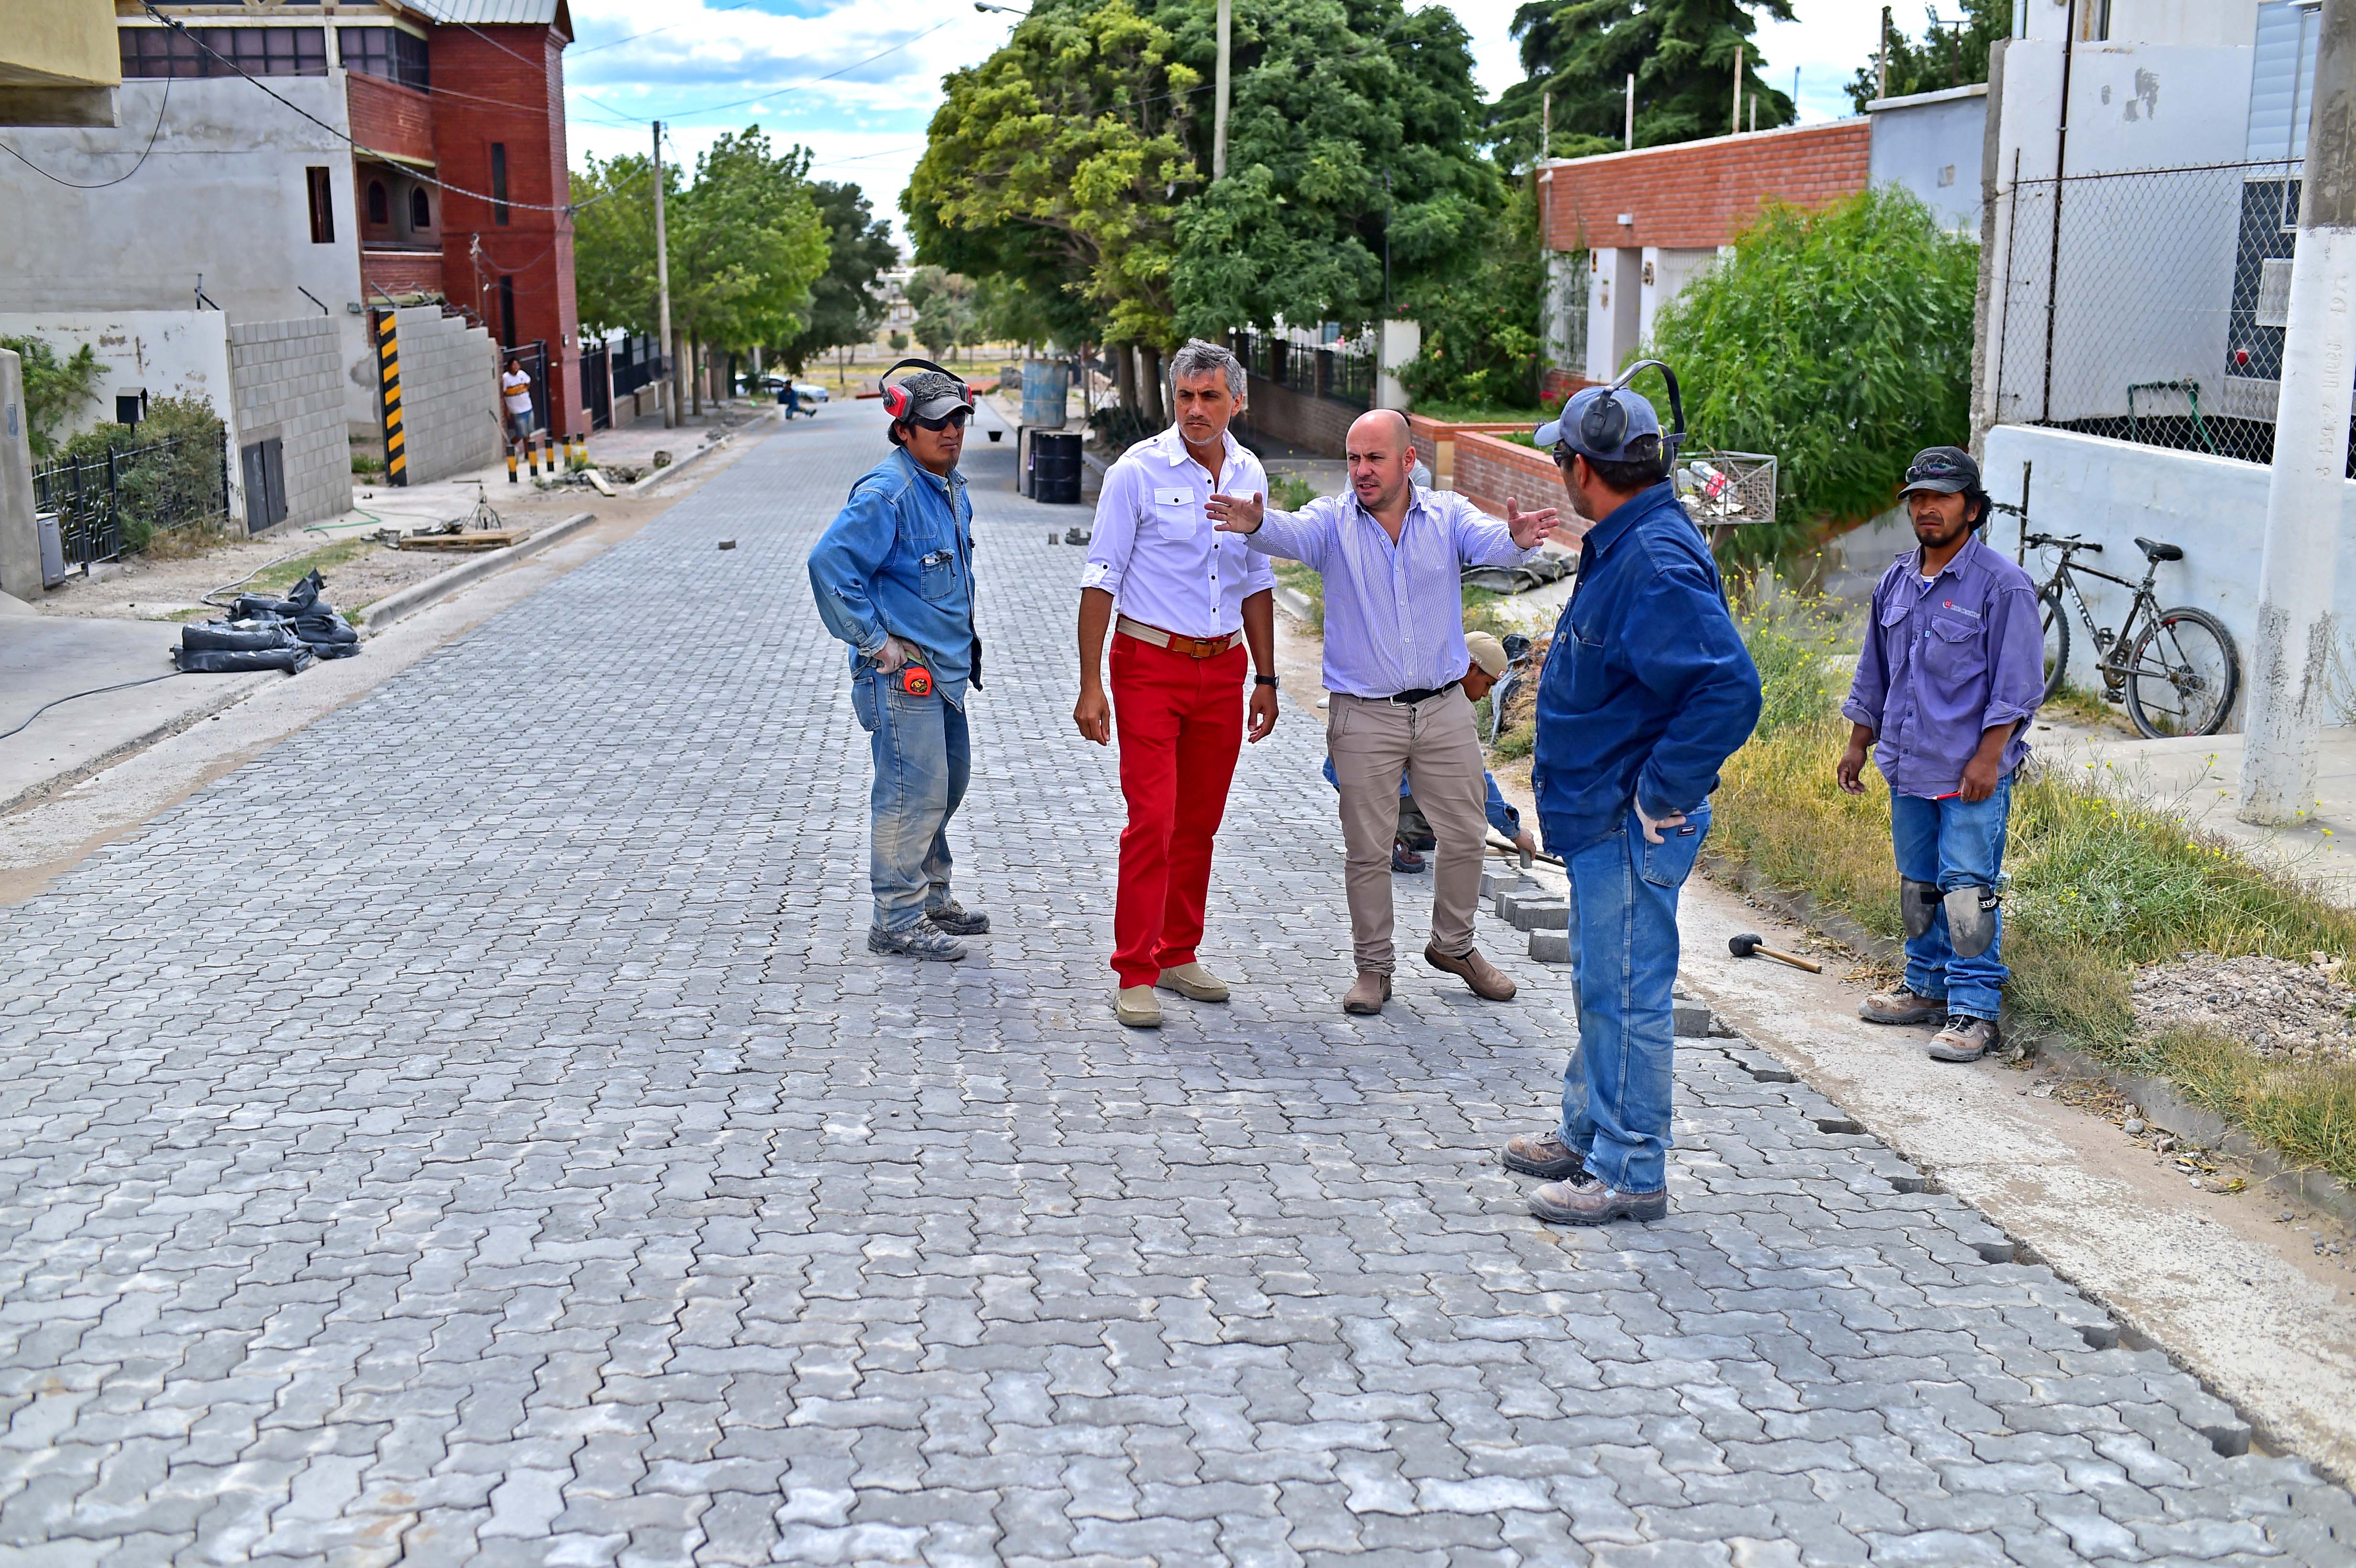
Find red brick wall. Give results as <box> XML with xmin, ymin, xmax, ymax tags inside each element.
<box><xmin>429</xmin><ymin>22</ymin><xmax>584</xmax><ymax>436</ymax></box>
<box><xmin>1539</xmin><ymin>120</ymin><xmax>1871</xmax><ymax>252</ymax></box>
<box><xmin>362</xmin><ymin>250</ymin><xmax>447</xmax><ymax>299</ymax></box>
<box><xmin>348</xmin><ymin>73</ymin><xmax>434</xmax><ymax>165</ymax></box>
<box><xmin>1452</xmin><ymin>432</ymin><xmax>1590</xmax><ymax>544</ymax></box>
<box><xmin>1239</xmin><ymin>373</ymin><xmax>1357</xmax><ymax>457</ymax></box>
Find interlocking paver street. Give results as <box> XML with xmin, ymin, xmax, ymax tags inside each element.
<box><xmin>2</xmin><ymin>407</ymin><xmax>2352</xmax><ymax>1566</ymax></box>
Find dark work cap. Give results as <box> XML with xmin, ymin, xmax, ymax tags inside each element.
<box><xmin>895</xmin><ymin>370</ymin><xmax>971</xmax><ymax>423</ymax></box>
<box><xmin>1899</xmin><ymin>446</ymin><xmax>1979</xmax><ymax>496</ymax></box>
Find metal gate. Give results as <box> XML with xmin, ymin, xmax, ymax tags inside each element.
<box><xmin>240</xmin><ymin>437</ymin><xmax>286</xmax><ymax>534</ymax></box>
<box><xmin>579</xmin><ymin>340</ymin><xmax>612</xmax><ymax>430</ymax></box>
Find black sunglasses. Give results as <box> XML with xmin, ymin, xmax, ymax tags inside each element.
<box><xmin>1905</xmin><ymin>455</ymin><xmax>1970</xmax><ymax>484</ymax></box>
<box><xmin>910</xmin><ymin>408</ymin><xmax>971</xmax><ymax>432</ymax></box>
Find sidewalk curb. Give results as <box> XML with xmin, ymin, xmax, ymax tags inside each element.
<box><xmin>1703</xmin><ymin>851</ymin><xmax>2356</xmax><ymax>1232</ymax></box>
<box><xmin>0</xmin><ymin>668</ymin><xmax>279</xmax><ymax>818</ymax></box>
<box><xmin>627</xmin><ymin>408</ymin><xmax>774</xmax><ymax>496</ymax></box>
<box><xmin>355</xmin><ymin>511</ymin><xmax>599</xmax><ymax>637</ymax></box>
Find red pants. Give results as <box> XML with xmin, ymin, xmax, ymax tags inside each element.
<box><xmin>1111</xmin><ymin>632</ymin><xmax>1247</xmax><ymax>988</ymax></box>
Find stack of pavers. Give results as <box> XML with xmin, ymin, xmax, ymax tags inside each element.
<box><xmin>1480</xmin><ymin>862</ymin><xmax>1714</xmax><ymax>1035</ymax></box>
<box><xmin>174</xmin><ymin>569</ymin><xmax>360</xmax><ymax>675</ymax></box>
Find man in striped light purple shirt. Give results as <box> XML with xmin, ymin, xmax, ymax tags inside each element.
<box><xmin>1209</xmin><ymin>408</ymin><xmax>1555</xmax><ymax>1016</ymax></box>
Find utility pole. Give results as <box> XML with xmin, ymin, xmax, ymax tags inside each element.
<box><xmin>1541</xmin><ymin>88</ymin><xmax>1550</xmax><ymax>163</ymax></box>
<box><xmin>1878</xmin><ymin>6</ymin><xmax>1891</xmax><ymax>101</ymax></box>
<box><xmin>1733</xmin><ymin>44</ymin><xmax>1745</xmax><ymax>134</ymax></box>
<box><xmin>2241</xmin><ymin>0</ymin><xmax>2356</xmax><ymax>825</ymax></box>
<box><xmin>652</xmin><ymin>120</ymin><xmax>676</xmax><ymax>430</ymax></box>
<box><xmin>1625</xmin><ymin>73</ymin><xmax>1635</xmax><ymax>150</ymax></box>
<box><xmin>1211</xmin><ymin>0</ymin><xmax>1231</xmax><ymax>180</ymax></box>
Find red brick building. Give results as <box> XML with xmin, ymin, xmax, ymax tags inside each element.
<box><xmin>121</xmin><ymin>0</ymin><xmax>585</xmax><ymax>436</ymax></box>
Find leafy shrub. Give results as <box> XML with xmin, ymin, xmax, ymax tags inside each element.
<box><xmin>1397</xmin><ymin>183</ymin><xmax>1546</xmax><ymax>412</ymax></box>
<box><xmin>1649</xmin><ymin>185</ymin><xmax>1979</xmax><ymax>564</ymax></box>
<box><xmin>1</xmin><ymin>335</ymin><xmax>103</xmax><ymax>457</ymax></box>
<box><xmin>57</xmin><ymin>396</ymin><xmax>227</xmax><ymax>552</ymax></box>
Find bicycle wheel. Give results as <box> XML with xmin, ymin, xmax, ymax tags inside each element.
<box><xmin>2124</xmin><ymin>607</ymin><xmax>2239</xmax><ymax>739</ymax></box>
<box><xmin>2038</xmin><ymin>586</ymin><xmax>2070</xmax><ymax>706</ymax></box>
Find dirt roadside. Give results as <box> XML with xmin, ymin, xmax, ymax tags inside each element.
<box><xmin>1268</xmin><ymin>601</ymin><xmax>2356</xmax><ymax>1481</ymax></box>
<box><xmin>0</xmin><ymin>439</ymin><xmax>764</xmax><ymax>904</ymax></box>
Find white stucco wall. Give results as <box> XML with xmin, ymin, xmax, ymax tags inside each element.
<box><xmin>1586</xmin><ymin>248</ymin><xmax>1640</xmax><ymax>381</ymax></box>
<box><xmin>1866</xmin><ymin>85</ymin><xmax>1987</xmax><ymax>232</ymax></box>
<box><xmin>1637</xmin><ymin>247</ymin><xmax>1720</xmax><ymax>347</ymax></box>
<box><xmin>0</xmin><ymin>309</ymin><xmax>235</xmax><ymax>446</ymax></box>
<box><xmin>0</xmin><ymin>76</ymin><xmax>378</xmax><ymax>445</ymax></box>
<box><xmin>1981</xmin><ymin>425</ymin><xmax>2356</xmax><ymax>704</ymax></box>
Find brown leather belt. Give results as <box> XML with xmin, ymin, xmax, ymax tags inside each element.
<box><xmin>1116</xmin><ymin>615</ymin><xmax>1243</xmax><ymax>659</ymax></box>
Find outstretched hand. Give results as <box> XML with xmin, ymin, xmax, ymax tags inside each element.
<box><xmin>1505</xmin><ymin>497</ymin><xmax>1558</xmax><ymax>550</ymax></box>
<box><xmin>1207</xmin><ymin>490</ymin><xmax>1265</xmax><ymax>534</ymax></box>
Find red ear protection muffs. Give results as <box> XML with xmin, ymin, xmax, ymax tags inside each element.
<box><xmin>879</xmin><ymin>358</ymin><xmax>976</xmax><ymax>421</ymax></box>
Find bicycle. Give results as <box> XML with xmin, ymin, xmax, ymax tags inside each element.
<box><xmin>1995</xmin><ymin>508</ymin><xmax>2240</xmax><ymax>738</ymax></box>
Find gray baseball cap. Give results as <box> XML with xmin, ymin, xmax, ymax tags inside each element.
<box><xmin>894</xmin><ymin>370</ymin><xmax>971</xmax><ymax>424</ymax></box>
<box><xmin>1898</xmin><ymin>446</ymin><xmax>1979</xmax><ymax>495</ymax></box>
<box><xmin>1536</xmin><ymin>385</ymin><xmax>1662</xmax><ymax>463</ymax></box>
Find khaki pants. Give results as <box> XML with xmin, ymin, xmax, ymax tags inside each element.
<box><xmin>1328</xmin><ymin>691</ymin><xmax>1489</xmax><ymax>975</ymax></box>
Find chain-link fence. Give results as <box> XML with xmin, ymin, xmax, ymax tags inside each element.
<box><xmin>1992</xmin><ymin>158</ymin><xmax>2348</xmax><ymax>471</ymax></box>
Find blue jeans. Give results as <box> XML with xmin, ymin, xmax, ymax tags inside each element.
<box><xmin>1891</xmin><ymin>776</ymin><xmax>2012</xmax><ymax>1021</ymax></box>
<box><xmin>850</xmin><ymin>668</ymin><xmax>970</xmax><ymax>931</ymax></box>
<box><xmin>1558</xmin><ymin>802</ymin><xmax>1711</xmax><ymax>1194</ymax></box>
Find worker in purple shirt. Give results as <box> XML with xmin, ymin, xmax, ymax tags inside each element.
<box><xmin>1837</xmin><ymin>446</ymin><xmax>2044</xmax><ymax>1064</ymax></box>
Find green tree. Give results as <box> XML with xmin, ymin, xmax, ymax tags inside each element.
<box><xmin>1847</xmin><ymin>0</ymin><xmax>2008</xmax><ymax>109</ymax></box>
<box><xmin>1647</xmin><ymin>185</ymin><xmax>1978</xmax><ymax>562</ymax></box>
<box><xmin>0</xmin><ymin>335</ymin><xmax>103</xmax><ymax>458</ymax></box>
<box><xmin>778</xmin><ymin>181</ymin><xmax>897</xmax><ymax>374</ymax></box>
<box><xmin>1396</xmin><ymin>180</ymin><xmax>1546</xmax><ymax>412</ymax></box>
<box><xmin>905</xmin><ymin>267</ymin><xmax>978</xmax><ymax>360</ymax></box>
<box><xmin>906</xmin><ymin>0</ymin><xmax>1199</xmax><ymax>392</ymax></box>
<box><xmin>1487</xmin><ymin>0</ymin><xmax>1797</xmax><ymax>173</ymax></box>
<box><xmin>1168</xmin><ymin>0</ymin><xmax>1498</xmax><ymax>338</ymax></box>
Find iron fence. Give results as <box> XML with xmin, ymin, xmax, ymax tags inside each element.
<box><xmin>1235</xmin><ymin>327</ymin><xmax>1374</xmax><ymax>411</ymax></box>
<box><xmin>1993</xmin><ymin>157</ymin><xmax>2350</xmax><ymax>471</ymax></box>
<box><xmin>33</xmin><ymin>431</ymin><xmax>231</xmax><ymax>570</ymax></box>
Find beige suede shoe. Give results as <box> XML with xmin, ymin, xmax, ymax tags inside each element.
<box><xmin>1114</xmin><ymin>986</ymin><xmax>1162</xmax><ymax>1029</ymax></box>
<box><xmin>1156</xmin><ymin>962</ymin><xmax>1230</xmax><ymax>1002</ymax></box>
<box><xmin>1342</xmin><ymin>972</ymin><xmax>1392</xmax><ymax>1015</ymax></box>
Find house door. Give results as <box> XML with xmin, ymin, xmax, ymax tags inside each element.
<box><xmin>240</xmin><ymin>438</ymin><xmax>287</xmax><ymax>534</ymax></box>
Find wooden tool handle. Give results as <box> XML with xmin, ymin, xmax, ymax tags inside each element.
<box><xmin>1759</xmin><ymin>945</ymin><xmax>1823</xmax><ymax>974</ymax></box>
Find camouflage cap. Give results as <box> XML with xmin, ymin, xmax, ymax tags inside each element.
<box><xmin>894</xmin><ymin>370</ymin><xmax>970</xmax><ymax>424</ymax></box>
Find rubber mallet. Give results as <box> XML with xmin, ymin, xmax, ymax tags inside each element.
<box><xmin>1728</xmin><ymin>933</ymin><xmax>1823</xmax><ymax>973</ymax></box>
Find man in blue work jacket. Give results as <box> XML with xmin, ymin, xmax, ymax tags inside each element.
<box><xmin>808</xmin><ymin>370</ymin><xmax>990</xmax><ymax>961</ymax></box>
<box><xmin>1502</xmin><ymin>383</ymin><xmax>1761</xmax><ymax>1226</ymax></box>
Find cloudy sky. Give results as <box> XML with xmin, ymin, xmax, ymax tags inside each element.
<box><xmin>561</xmin><ymin>0</ymin><xmax>1897</xmax><ymax>249</ymax></box>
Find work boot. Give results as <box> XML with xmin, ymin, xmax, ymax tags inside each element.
<box><xmin>1392</xmin><ymin>839</ymin><xmax>1428</xmax><ymax>873</ymax></box>
<box><xmin>867</xmin><ymin>920</ymin><xmax>966</xmax><ymax>962</ymax></box>
<box><xmin>1859</xmin><ymin>987</ymin><xmax>1945</xmax><ymax>1025</ymax></box>
<box><xmin>1156</xmin><ymin>962</ymin><xmax>1230</xmax><ymax>1002</ymax></box>
<box><xmin>1342</xmin><ymin>972</ymin><xmax>1392</xmax><ymax>1015</ymax></box>
<box><xmin>1502</xmin><ymin>1130</ymin><xmax>1586</xmax><ymax>1180</ymax></box>
<box><xmin>1928</xmin><ymin>1015</ymin><xmax>2000</xmax><ymax>1063</ymax></box>
<box><xmin>925</xmin><ymin>897</ymin><xmax>990</xmax><ymax>936</ymax></box>
<box><xmin>1425</xmin><ymin>943</ymin><xmax>1516</xmax><ymax>1002</ymax></box>
<box><xmin>1528</xmin><ymin>1171</ymin><xmax>1669</xmax><ymax>1226</ymax></box>
<box><xmin>1114</xmin><ymin>986</ymin><xmax>1162</xmax><ymax>1029</ymax></box>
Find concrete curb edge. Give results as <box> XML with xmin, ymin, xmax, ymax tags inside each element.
<box><xmin>355</xmin><ymin>511</ymin><xmax>599</xmax><ymax>637</ymax></box>
<box><xmin>626</xmin><ymin>407</ymin><xmax>775</xmax><ymax>496</ymax></box>
<box><xmin>1702</xmin><ymin>850</ymin><xmax>2356</xmax><ymax>1233</ymax></box>
<box><xmin>0</xmin><ymin>668</ymin><xmax>280</xmax><ymax>819</ymax></box>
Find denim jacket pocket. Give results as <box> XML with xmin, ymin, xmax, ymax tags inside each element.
<box><xmin>915</xmin><ymin>546</ymin><xmax>959</xmax><ymax>603</ymax></box>
<box><xmin>851</xmin><ymin>671</ymin><xmax>881</xmax><ymax>733</ymax></box>
<box><xmin>1638</xmin><ymin>801</ymin><xmax>1711</xmax><ymax>888</ymax></box>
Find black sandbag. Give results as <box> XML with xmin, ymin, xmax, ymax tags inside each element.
<box><xmin>291</xmin><ymin>612</ymin><xmax>358</xmax><ymax>647</ymax></box>
<box><xmin>181</xmin><ymin>622</ymin><xmax>295</xmax><ymax>653</ymax></box>
<box><xmin>174</xmin><ymin>643</ymin><xmax>315</xmax><ymax>674</ymax></box>
<box><xmin>230</xmin><ymin>594</ymin><xmax>298</xmax><ymax>621</ymax></box>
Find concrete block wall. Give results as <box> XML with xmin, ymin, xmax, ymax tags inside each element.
<box><xmin>228</xmin><ymin>317</ymin><xmax>350</xmax><ymax>529</ymax></box>
<box><xmin>1238</xmin><ymin>373</ymin><xmax>1356</xmax><ymax>458</ymax></box>
<box><xmin>389</xmin><ymin>306</ymin><xmax>500</xmax><ymax>484</ymax></box>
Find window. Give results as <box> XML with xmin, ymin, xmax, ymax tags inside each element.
<box><xmin>120</xmin><ymin>26</ymin><xmax>327</xmax><ymax>79</ymax></box>
<box><xmin>498</xmin><ymin>277</ymin><xmax>517</xmax><ymax>347</ymax></box>
<box><xmin>410</xmin><ymin>186</ymin><xmax>431</xmax><ymax>230</ymax></box>
<box><xmin>338</xmin><ymin>27</ymin><xmax>429</xmax><ymax>92</ymax></box>
<box><xmin>306</xmin><ymin>166</ymin><xmax>335</xmax><ymax>243</ymax></box>
<box><xmin>367</xmin><ymin>180</ymin><xmax>389</xmax><ymax>226</ymax></box>
<box><xmin>491</xmin><ymin>142</ymin><xmax>510</xmax><ymax>226</ymax></box>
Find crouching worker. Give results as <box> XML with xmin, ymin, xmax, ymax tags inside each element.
<box><xmin>808</xmin><ymin>364</ymin><xmax>992</xmax><ymax>960</ymax></box>
<box><xmin>1837</xmin><ymin>446</ymin><xmax>2043</xmax><ymax>1062</ymax></box>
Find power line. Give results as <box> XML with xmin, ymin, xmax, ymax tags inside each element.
<box><xmin>133</xmin><ymin>3</ymin><xmax>644</xmax><ymax>216</ymax></box>
<box><xmin>407</xmin><ymin>3</ymin><xmax>647</xmax><ymax>127</ymax></box>
<box><xmin>568</xmin><ymin>0</ymin><xmax>765</xmax><ymax>58</ymax></box>
<box><xmin>0</xmin><ymin>72</ymin><xmax>172</xmax><ymax>189</ymax></box>
<box><xmin>630</xmin><ymin>22</ymin><xmax>957</xmax><ymax>124</ymax></box>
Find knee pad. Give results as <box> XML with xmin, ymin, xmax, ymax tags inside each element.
<box><xmin>1944</xmin><ymin>885</ymin><xmax>2000</xmax><ymax>958</ymax></box>
<box><xmin>1901</xmin><ymin>877</ymin><xmax>1942</xmax><ymax>940</ymax></box>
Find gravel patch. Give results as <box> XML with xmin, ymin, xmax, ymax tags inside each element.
<box><xmin>2133</xmin><ymin>951</ymin><xmax>2356</xmax><ymax>1063</ymax></box>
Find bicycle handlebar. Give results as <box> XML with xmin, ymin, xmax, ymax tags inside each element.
<box><xmin>2025</xmin><ymin>532</ymin><xmax>2101</xmax><ymax>553</ymax></box>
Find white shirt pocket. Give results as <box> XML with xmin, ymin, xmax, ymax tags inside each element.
<box><xmin>1153</xmin><ymin>485</ymin><xmax>1198</xmax><ymax>540</ymax></box>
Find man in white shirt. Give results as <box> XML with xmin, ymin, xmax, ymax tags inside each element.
<box><xmin>1073</xmin><ymin>339</ymin><xmax>1279</xmax><ymax>1029</ymax></box>
<box><xmin>501</xmin><ymin>355</ymin><xmax>534</xmax><ymax>445</ymax></box>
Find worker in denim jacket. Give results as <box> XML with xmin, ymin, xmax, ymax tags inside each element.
<box><xmin>1837</xmin><ymin>446</ymin><xmax>2044</xmax><ymax>1063</ymax></box>
<box><xmin>808</xmin><ymin>370</ymin><xmax>990</xmax><ymax>961</ymax></box>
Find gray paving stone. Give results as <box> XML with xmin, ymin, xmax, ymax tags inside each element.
<box><xmin>0</xmin><ymin>411</ymin><xmax>2342</xmax><ymax>1562</ymax></box>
